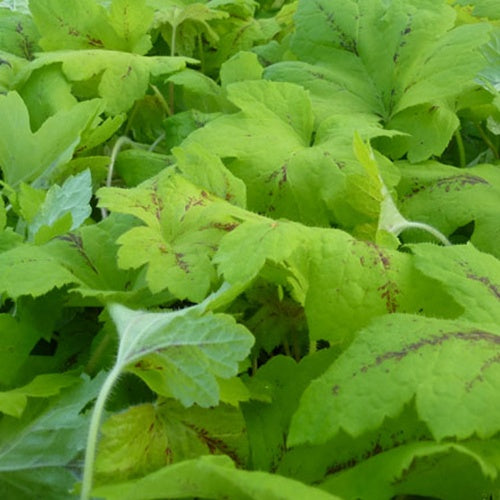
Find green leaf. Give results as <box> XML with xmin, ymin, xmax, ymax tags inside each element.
<box><xmin>98</xmin><ymin>172</ymin><xmax>247</xmax><ymax>301</ymax></box>
<box><xmin>92</xmin><ymin>454</ymin><xmax>341</xmax><ymax>500</ymax></box>
<box><xmin>0</xmin><ymin>8</ymin><xmax>39</xmax><ymax>59</ymax></box>
<box><xmin>109</xmin><ymin>300</ymin><xmax>254</xmax><ymax>407</ymax></box>
<box><xmin>182</xmin><ymin>80</ymin><xmax>345</xmax><ymax>225</ymax></box>
<box><xmin>95</xmin><ymin>400</ymin><xmax>248</xmax><ymax>482</ymax></box>
<box><xmin>266</xmin><ymin>0</ymin><xmax>491</xmax><ymax>161</ymax></box>
<box><xmin>0</xmin><ymin>92</ymin><xmax>101</xmax><ymax>188</ymax></box>
<box><xmin>14</xmin><ymin>50</ymin><xmax>189</xmax><ymax>114</ymax></box>
<box><xmin>410</xmin><ymin>243</ymin><xmax>500</xmax><ymax>326</ymax></box>
<box><xmin>29</xmin><ymin>169</ymin><xmax>93</xmax><ymax>244</ymax></box>
<box><xmin>0</xmin><ymin>244</ymin><xmax>79</xmax><ymax>298</ymax></box>
<box><xmin>321</xmin><ymin>439</ymin><xmax>500</xmax><ymax>500</ymax></box>
<box><xmin>289</xmin><ymin>314</ymin><xmax>500</xmax><ymax>445</ymax></box>
<box><xmin>0</xmin><ymin>314</ymin><xmax>41</xmax><ymax>388</ymax></box>
<box><xmin>0</xmin><ymin>372</ymin><xmax>105</xmax><ymax>474</ymax></box>
<box><xmin>29</xmin><ymin>0</ymin><xmax>154</xmax><ymax>54</ymax></box>
<box><xmin>0</xmin><ymin>372</ymin><xmax>79</xmax><ymax>418</ymax></box>
<box><xmin>396</xmin><ymin>161</ymin><xmax>500</xmax><ymax>258</ymax></box>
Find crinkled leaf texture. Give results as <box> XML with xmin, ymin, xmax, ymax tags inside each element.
<box><xmin>92</xmin><ymin>455</ymin><xmax>341</xmax><ymax>500</ymax></box>
<box><xmin>109</xmin><ymin>294</ymin><xmax>254</xmax><ymax>407</ymax></box>
<box><xmin>289</xmin><ymin>314</ymin><xmax>500</xmax><ymax>446</ymax></box>
<box><xmin>265</xmin><ymin>0</ymin><xmax>491</xmax><ymax>161</ymax></box>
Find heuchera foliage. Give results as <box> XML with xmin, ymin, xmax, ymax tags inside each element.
<box><xmin>0</xmin><ymin>0</ymin><xmax>499</xmax><ymax>499</ymax></box>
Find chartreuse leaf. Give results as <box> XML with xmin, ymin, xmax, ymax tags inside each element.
<box><xmin>0</xmin><ymin>92</ymin><xmax>101</xmax><ymax>188</ymax></box>
<box><xmin>92</xmin><ymin>455</ymin><xmax>340</xmax><ymax>500</ymax></box>
<box><xmin>81</xmin><ymin>289</ymin><xmax>254</xmax><ymax>499</ymax></box>
<box><xmin>28</xmin><ymin>169</ymin><xmax>92</xmax><ymax>244</ymax></box>
<box><xmin>0</xmin><ymin>372</ymin><xmax>79</xmax><ymax>417</ymax></box>
<box><xmin>182</xmin><ymin>80</ymin><xmax>345</xmax><ymax>225</ymax></box>
<box><xmin>266</xmin><ymin>0</ymin><xmax>490</xmax><ymax>161</ymax></box>
<box><xmin>98</xmin><ymin>171</ymin><xmax>249</xmax><ymax>301</ymax></box>
<box><xmin>0</xmin><ymin>373</ymin><xmax>106</xmax><ymax>498</ymax></box>
<box><xmin>289</xmin><ymin>314</ymin><xmax>500</xmax><ymax>446</ymax></box>
<box><xmin>29</xmin><ymin>0</ymin><xmax>154</xmax><ymax>54</ymax></box>
<box><xmin>14</xmin><ymin>50</ymin><xmax>190</xmax><ymax>114</ymax></box>
<box><xmin>396</xmin><ymin>161</ymin><xmax>500</xmax><ymax>258</ymax></box>
<box><xmin>410</xmin><ymin>243</ymin><xmax>500</xmax><ymax>325</ymax></box>
<box><xmin>95</xmin><ymin>400</ymin><xmax>248</xmax><ymax>482</ymax></box>
<box><xmin>454</xmin><ymin>0</ymin><xmax>500</xmax><ymax>20</ymax></box>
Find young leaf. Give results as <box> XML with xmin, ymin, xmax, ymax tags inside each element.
<box><xmin>28</xmin><ymin>169</ymin><xmax>92</xmax><ymax>244</ymax></box>
<box><xmin>289</xmin><ymin>314</ymin><xmax>500</xmax><ymax>446</ymax></box>
<box><xmin>109</xmin><ymin>302</ymin><xmax>254</xmax><ymax>407</ymax></box>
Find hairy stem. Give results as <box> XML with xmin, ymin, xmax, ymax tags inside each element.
<box><xmin>454</xmin><ymin>128</ymin><xmax>466</xmax><ymax>168</ymax></box>
<box><xmin>80</xmin><ymin>365</ymin><xmax>122</xmax><ymax>500</ymax></box>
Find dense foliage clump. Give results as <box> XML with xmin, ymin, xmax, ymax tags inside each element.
<box><xmin>0</xmin><ymin>0</ymin><xmax>499</xmax><ymax>499</ymax></box>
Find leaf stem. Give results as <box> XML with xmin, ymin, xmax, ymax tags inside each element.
<box><xmin>101</xmin><ymin>136</ymin><xmax>135</xmax><ymax>218</ymax></box>
<box><xmin>476</xmin><ymin>123</ymin><xmax>499</xmax><ymax>159</ymax></box>
<box><xmin>81</xmin><ymin>365</ymin><xmax>122</xmax><ymax>500</ymax></box>
<box><xmin>454</xmin><ymin>128</ymin><xmax>466</xmax><ymax>168</ymax></box>
<box><xmin>392</xmin><ymin>221</ymin><xmax>451</xmax><ymax>246</ymax></box>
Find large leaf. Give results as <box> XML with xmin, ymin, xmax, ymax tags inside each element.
<box><xmin>289</xmin><ymin>314</ymin><xmax>500</xmax><ymax>445</ymax></box>
<box><xmin>265</xmin><ymin>0</ymin><xmax>491</xmax><ymax>161</ymax></box>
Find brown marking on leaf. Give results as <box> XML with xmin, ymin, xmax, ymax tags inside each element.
<box><xmin>267</xmin><ymin>164</ymin><xmax>288</xmax><ymax>188</ymax></box>
<box><xmin>68</xmin><ymin>27</ymin><xmax>80</xmax><ymax>37</ymax></box>
<box><xmin>175</xmin><ymin>252</ymin><xmax>189</xmax><ymax>273</ymax></box>
<box><xmin>331</xmin><ymin>329</ymin><xmax>500</xmax><ymax>397</ymax></box>
<box><xmin>184</xmin><ymin>195</ymin><xmax>207</xmax><ymax>212</ymax></box>
<box><xmin>86</xmin><ymin>35</ymin><xmax>104</xmax><ymax>48</ymax></box>
<box><xmin>150</xmin><ymin>181</ymin><xmax>163</xmax><ymax>221</ymax></box>
<box><xmin>465</xmin><ymin>352</ymin><xmax>500</xmax><ymax>391</ymax></box>
<box><xmin>57</xmin><ymin>233</ymin><xmax>99</xmax><ymax>274</ymax></box>
<box><xmin>202</xmin><ymin>222</ymin><xmax>240</xmax><ymax>232</ymax></box>
<box><xmin>466</xmin><ymin>273</ymin><xmax>500</xmax><ymax>300</ymax></box>
<box><xmin>121</xmin><ymin>65</ymin><xmax>133</xmax><ymax>80</ymax></box>
<box><xmin>365</xmin><ymin>241</ymin><xmax>400</xmax><ymax>312</ymax></box>
<box><xmin>183</xmin><ymin>422</ymin><xmax>243</xmax><ymax>467</ymax></box>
